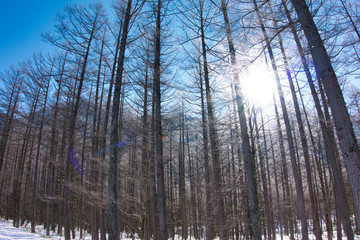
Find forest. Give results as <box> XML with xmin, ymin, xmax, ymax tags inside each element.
<box><xmin>0</xmin><ymin>0</ymin><xmax>359</xmax><ymax>239</ymax></box>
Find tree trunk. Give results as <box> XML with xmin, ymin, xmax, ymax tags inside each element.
<box><xmin>253</xmin><ymin>111</ymin><xmax>272</xmax><ymax>240</ymax></box>
<box><xmin>252</xmin><ymin>1</ymin><xmax>309</xmax><ymax>238</ymax></box>
<box><xmin>275</xmin><ymin>26</ymin><xmax>322</xmax><ymax>239</ymax></box>
<box><xmin>178</xmin><ymin>111</ymin><xmax>188</xmax><ymax>239</ymax></box>
<box><xmin>108</xmin><ymin>1</ymin><xmax>132</xmax><ymax>239</ymax></box>
<box><xmin>63</xmin><ymin>9</ymin><xmax>100</xmax><ymax>239</ymax></box>
<box><xmin>153</xmin><ymin>1</ymin><xmax>167</xmax><ymax>239</ymax></box>
<box><xmin>0</xmin><ymin>71</ymin><xmax>23</xmax><ymax>172</ymax></box>
<box><xmin>269</xmin><ymin>132</ymin><xmax>284</xmax><ymax>240</ymax></box>
<box><xmin>219</xmin><ymin>1</ymin><xmax>261</xmax><ymax>238</ymax></box>
<box><xmin>289</xmin><ymin>0</ymin><xmax>360</xmax><ymax>222</ymax></box>
<box><xmin>273</xmin><ymin>98</ymin><xmax>295</xmax><ymax>240</ymax></box>
<box><xmin>31</xmin><ymin>63</ymin><xmax>53</xmax><ymax>233</ymax></box>
<box><xmin>187</xmin><ymin>131</ymin><xmax>199</xmax><ymax>239</ymax></box>
<box><xmin>281</xmin><ymin>1</ymin><xmax>354</xmax><ymax>237</ymax></box>
<box><xmin>200</xmin><ymin>12</ymin><xmax>226</xmax><ymax>239</ymax></box>
<box><xmin>260</xmin><ymin>112</ymin><xmax>276</xmax><ymax>240</ymax></box>
<box><xmin>198</xmin><ymin>59</ymin><xmax>214</xmax><ymax>240</ymax></box>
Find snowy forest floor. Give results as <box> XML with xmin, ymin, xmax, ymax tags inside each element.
<box><xmin>1</xmin><ymin>218</ymin><xmax>360</xmax><ymax>240</ymax></box>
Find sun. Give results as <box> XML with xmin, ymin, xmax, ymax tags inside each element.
<box><xmin>239</xmin><ymin>62</ymin><xmax>277</xmax><ymax>108</ymax></box>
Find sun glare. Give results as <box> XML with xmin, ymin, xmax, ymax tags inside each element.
<box><xmin>239</xmin><ymin>63</ymin><xmax>277</xmax><ymax>108</ymax></box>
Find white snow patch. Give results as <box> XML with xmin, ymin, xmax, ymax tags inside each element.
<box><xmin>0</xmin><ymin>219</ymin><xmax>45</xmax><ymax>239</ymax></box>
<box><xmin>1</xmin><ymin>218</ymin><xmax>360</xmax><ymax>239</ymax></box>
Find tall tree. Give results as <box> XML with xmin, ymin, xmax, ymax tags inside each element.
<box><xmin>272</xmin><ymin>12</ymin><xmax>322</xmax><ymax>237</ymax></box>
<box><xmin>108</xmin><ymin>0</ymin><xmax>133</xmax><ymax>239</ymax></box>
<box><xmin>0</xmin><ymin>67</ymin><xmax>24</xmax><ymax>172</ymax></box>
<box><xmin>153</xmin><ymin>0</ymin><xmax>168</xmax><ymax>238</ymax></box>
<box><xmin>273</xmin><ymin>96</ymin><xmax>295</xmax><ymax>240</ymax></box>
<box><xmin>281</xmin><ymin>1</ymin><xmax>354</xmax><ymax>237</ymax></box>
<box><xmin>252</xmin><ymin>1</ymin><xmax>309</xmax><ymax>238</ymax></box>
<box><xmin>198</xmin><ymin>58</ymin><xmax>214</xmax><ymax>240</ymax></box>
<box><xmin>28</xmin><ymin>54</ymin><xmax>53</xmax><ymax>233</ymax></box>
<box><xmin>66</xmin><ymin>8</ymin><xmax>103</xmax><ymax>239</ymax></box>
<box><xmin>218</xmin><ymin>0</ymin><xmax>261</xmax><ymax>238</ymax></box>
<box><xmin>198</xmin><ymin>1</ymin><xmax>227</xmax><ymax>238</ymax></box>
<box><xmin>178</xmin><ymin>109</ymin><xmax>188</xmax><ymax>239</ymax></box>
<box><xmin>289</xmin><ymin>0</ymin><xmax>360</xmax><ymax>221</ymax></box>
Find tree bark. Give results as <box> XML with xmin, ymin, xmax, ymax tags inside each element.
<box><xmin>273</xmin><ymin>98</ymin><xmax>295</xmax><ymax>240</ymax></box>
<box><xmin>275</xmin><ymin>26</ymin><xmax>322</xmax><ymax>239</ymax></box>
<box><xmin>252</xmin><ymin>1</ymin><xmax>309</xmax><ymax>238</ymax></box>
<box><xmin>289</xmin><ymin>0</ymin><xmax>360</xmax><ymax>221</ymax></box>
<box><xmin>200</xmin><ymin>5</ymin><xmax>226</xmax><ymax>237</ymax></box>
<box><xmin>253</xmin><ymin>111</ymin><xmax>272</xmax><ymax>240</ymax></box>
<box><xmin>281</xmin><ymin>1</ymin><xmax>354</xmax><ymax>237</ymax></box>
<box><xmin>219</xmin><ymin>1</ymin><xmax>261</xmax><ymax>238</ymax></box>
<box><xmin>0</xmin><ymin>69</ymin><xmax>23</xmax><ymax>172</ymax></box>
<box><xmin>153</xmin><ymin>1</ymin><xmax>167</xmax><ymax>239</ymax></box>
<box><xmin>31</xmin><ymin>61</ymin><xmax>53</xmax><ymax>233</ymax></box>
<box><xmin>178</xmin><ymin>111</ymin><xmax>188</xmax><ymax>239</ymax></box>
<box><xmin>198</xmin><ymin>59</ymin><xmax>214</xmax><ymax>240</ymax></box>
<box><xmin>108</xmin><ymin>1</ymin><xmax>133</xmax><ymax>239</ymax></box>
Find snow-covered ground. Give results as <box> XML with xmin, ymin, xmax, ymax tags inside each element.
<box><xmin>0</xmin><ymin>219</ymin><xmax>140</xmax><ymax>240</ymax></box>
<box><xmin>1</xmin><ymin>218</ymin><xmax>359</xmax><ymax>239</ymax></box>
<box><xmin>0</xmin><ymin>219</ymin><xmax>93</xmax><ymax>240</ymax></box>
<box><xmin>0</xmin><ymin>219</ymin><xmax>45</xmax><ymax>239</ymax></box>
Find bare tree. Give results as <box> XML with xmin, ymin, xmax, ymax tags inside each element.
<box><xmin>45</xmin><ymin>4</ymin><xmax>106</xmax><ymax>239</ymax></box>
<box><xmin>108</xmin><ymin>0</ymin><xmax>133</xmax><ymax>238</ymax></box>
<box><xmin>0</xmin><ymin>67</ymin><xmax>24</xmax><ymax>172</ymax></box>
<box><xmin>289</xmin><ymin>0</ymin><xmax>360</xmax><ymax>225</ymax></box>
<box><xmin>218</xmin><ymin>0</ymin><xmax>262</xmax><ymax>238</ymax></box>
<box><xmin>252</xmin><ymin>0</ymin><xmax>308</xmax><ymax>239</ymax></box>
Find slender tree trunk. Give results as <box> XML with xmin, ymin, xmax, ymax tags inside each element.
<box><xmin>219</xmin><ymin>1</ymin><xmax>261</xmax><ymax>238</ymax></box>
<box><xmin>252</xmin><ymin>1</ymin><xmax>309</xmax><ymax>238</ymax></box>
<box><xmin>168</xmin><ymin>134</ymin><xmax>175</xmax><ymax>240</ymax></box>
<box><xmin>281</xmin><ymin>1</ymin><xmax>353</xmax><ymax>237</ymax></box>
<box><xmin>253</xmin><ymin>111</ymin><xmax>272</xmax><ymax>240</ymax></box>
<box><xmin>273</xmin><ymin>97</ymin><xmax>295</xmax><ymax>240</ymax></box>
<box><xmin>228</xmin><ymin>115</ymin><xmax>240</xmax><ymax>240</ymax></box>
<box><xmin>200</xmin><ymin>16</ymin><xmax>226</xmax><ymax>240</ymax></box>
<box><xmin>0</xmin><ymin>73</ymin><xmax>23</xmax><ymax>172</ymax></box>
<box><xmin>108</xmin><ymin>1</ymin><xmax>132</xmax><ymax>239</ymax></box>
<box><xmin>31</xmin><ymin>65</ymin><xmax>53</xmax><ymax>233</ymax></box>
<box><xmin>198</xmin><ymin>59</ymin><xmax>214</xmax><ymax>240</ymax></box>
<box><xmin>187</xmin><ymin>131</ymin><xmax>199</xmax><ymax>240</ymax></box>
<box><xmin>90</xmin><ymin>30</ymin><xmax>105</xmax><ymax>240</ymax></box>
<box><xmin>97</xmin><ymin>65</ymin><xmax>106</xmax><ymax>240</ymax></box>
<box><xmin>63</xmin><ymin>11</ymin><xmax>99</xmax><ymax>238</ymax></box>
<box><xmin>275</xmin><ymin>26</ymin><xmax>322</xmax><ymax>239</ymax></box>
<box><xmin>289</xmin><ymin>0</ymin><xmax>360</xmax><ymax>221</ymax></box>
<box><xmin>141</xmin><ymin>51</ymin><xmax>151</xmax><ymax>240</ymax></box>
<box><xmin>259</xmin><ymin>111</ymin><xmax>276</xmax><ymax>240</ymax></box>
<box><xmin>178</xmin><ymin>111</ymin><xmax>188</xmax><ymax>239</ymax></box>
<box><xmin>153</xmin><ymin>1</ymin><xmax>167</xmax><ymax>239</ymax></box>
<box><xmin>269</xmin><ymin>132</ymin><xmax>284</xmax><ymax>240</ymax></box>
<box><xmin>97</xmin><ymin>13</ymin><xmax>122</xmax><ymax>240</ymax></box>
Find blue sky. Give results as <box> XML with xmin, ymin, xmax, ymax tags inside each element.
<box><xmin>0</xmin><ymin>0</ymin><xmax>358</xmax><ymax>90</ymax></box>
<box><xmin>0</xmin><ymin>0</ymin><xmax>100</xmax><ymax>73</ymax></box>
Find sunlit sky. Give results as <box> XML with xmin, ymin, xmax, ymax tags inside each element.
<box><xmin>240</xmin><ymin>62</ymin><xmax>278</xmax><ymax>108</ymax></box>
<box><xmin>0</xmin><ymin>0</ymin><xmax>108</xmax><ymax>73</ymax></box>
<box><xmin>0</xmin><ymin>0</ymin><xmax>358</xmax><ymax>95</ymax></box>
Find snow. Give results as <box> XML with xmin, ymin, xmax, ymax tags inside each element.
<box><xmin>0</xmin><ymin>219</ymin><xmax>141</xmax><ymax>240</ymax></box>
<box><xmin>1</xmin><ymin>218</ymin><xmax>359</xmax><ymax>239</ymax></box>
<box><xmin>0</xmin><ymin>220</ymin><xmax>45</xmax><ymax>239</ymax></box>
